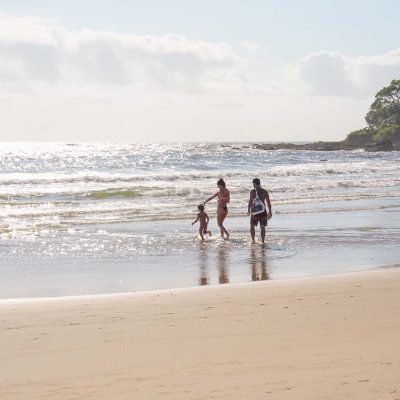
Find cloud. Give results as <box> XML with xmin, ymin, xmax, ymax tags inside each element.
<box><xmin>1</xmin><ymin>13</ymin><xmax>398</xmax><ymax>142</ymax></box>
<box><xmin>238</xmin><ymin>40</ymin><xmax>259</xmax><ymax>53</ymax></box>
<box><xmin>0</xmin><ymin>16</ymin><xmax>62</xmax><ymax>84</ymax></box>
<box><xmin>0</xmin><ymin>14</ymin><xmax>245</xmax><ymax>92</ymax></box>
<box><xmin>296</xmin><ymin>49</ymin><xmax>400</xmax><ymax>97</ymax></box>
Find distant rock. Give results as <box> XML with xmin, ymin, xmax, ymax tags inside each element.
<box><xmin>364</xmin><ymin>139</ymin><xmax>395</xmax><ymax>152</ymax></box>
<box><xmin>253</xmin><ymin>139</ymin><xmax>398</xmax><ymax>152</ymax></box>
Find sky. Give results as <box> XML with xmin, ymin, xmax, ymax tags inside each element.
<box><xmin>0</xmin><ymin>0</ymin><xmax>399</xmax><ymax>142</ymax></box>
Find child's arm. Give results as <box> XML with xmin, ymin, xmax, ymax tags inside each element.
<box><xmin>192</xmin><ymin>216</ymin><xmax>199</xmax><ymax>225</ymax></box>
<box><xmin>205</xmin><ymin>213</ymin><xmax>209</xmax><ymax>224</ymax></box>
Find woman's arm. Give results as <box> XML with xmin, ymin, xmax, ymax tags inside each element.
<box><xmin>203</xmin><ymin>192</ymin><xmax>218</xmax><ymax>204</ymax></box>
<box><xmin>218</xmin><ymin>190</ymin><xmax>230</xmax><ymax>201</ymax></box>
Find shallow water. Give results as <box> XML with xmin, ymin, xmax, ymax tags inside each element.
<box><xmin>0</xmin><ymin>198</ymin><xmax>399</xmax><ymax>299</ymax></box>
<box><xmin>0</xmin><ymin>143</ymin><xmax>399</xmax><ymax>298</ymax></box>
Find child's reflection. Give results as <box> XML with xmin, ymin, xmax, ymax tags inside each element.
<box><xmin>198</xmin><ymin>242</ymin><xmax>209</xmax><ymax>286</ymax></box>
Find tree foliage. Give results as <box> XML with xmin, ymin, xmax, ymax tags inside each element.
<box><xmin>345</xmin><ymin>79</ymin><xmax>400</xmax><ymax>148</ymax></box>
<box><xmin>374</xmin><ymin>124</ymin><xmax>400</xmax><ymax>144</ymax></box>
<box><xmin>345</xmin><ymin>128</ymin><xmax>373</xmax><ymax>145</ymax></box>
<box><xmin>365</xmin><ymin>79</ymin><xmax>400</xmax><ymax>132</ymax></box>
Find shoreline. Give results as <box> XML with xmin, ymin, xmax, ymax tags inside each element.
<box><xmin>2</xmin><ymin>267</ymin><xmax>400</xmax><ymax>399</ymax></box>
<box><xmin>0</xmin><ymin>263</ymin><xmax>399</xmax><ymax>304</ymax></box>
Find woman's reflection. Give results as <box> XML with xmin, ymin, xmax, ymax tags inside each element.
<box><xmin>217</xmin><ymin>243</ymin><xmax>230</xmax><ymax>284</ymax></box>
<box><xmin>250</xmin><ymin>245</ymin><xmax>269</xmax><ymax>281</ymax></box>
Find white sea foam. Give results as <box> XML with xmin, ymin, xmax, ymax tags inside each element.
<box><xmin>1</xmin><ymin>143</ymin><xmax>400</xmax><ymax>299</ymax></box>
<box><xmin>1</xmin><ymin>142</ymin><xmax>399</xmax><ymax>236</ymax></box>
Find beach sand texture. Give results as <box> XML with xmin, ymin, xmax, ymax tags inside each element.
<box><xmin>1</xmin><ymin>268</ymin><xmax>400</xmax><ymax>400</ymax></box>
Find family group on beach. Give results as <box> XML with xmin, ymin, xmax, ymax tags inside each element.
<box><xmin>192</xmin><ymin>178</ymin><xmax>272</xmax><ymax>244</ymax></box>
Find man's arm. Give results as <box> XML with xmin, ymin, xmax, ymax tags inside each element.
<box><xmin>247</xmin><ymin>190</ymin><xmax>254</xmax><ymax>215</ymax></box>
<box><xmin>265</xmin><ymin>191</ymin><xmax>272</xmax><ymax>218</ymax></box>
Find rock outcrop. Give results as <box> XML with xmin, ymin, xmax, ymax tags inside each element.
<box><xmin>253</xmin><ymin>139</ymin><xmax>398</xmax><ymax>152</ymax></box>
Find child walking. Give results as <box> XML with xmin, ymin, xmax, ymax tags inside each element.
<box><xmin>192</xmin><ymin>204</ymin><xmax>212</xmax><ymax>241</ymax></box>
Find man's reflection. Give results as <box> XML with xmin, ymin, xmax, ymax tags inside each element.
<box><xmin>250</xmin><ymin>245</ymin><xmax>269</xmax><ymax>281</ymax></box>
<box><xmin>217</xmin><ymin>243</ymin><xmax>229</xmax><ymax>284</ymax></box>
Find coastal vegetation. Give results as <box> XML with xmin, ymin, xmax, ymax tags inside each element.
<box><xmin>255</xmin><ymin>79</ymin><xmax>400</xmax><ymax>151</ymax></box>
<box><xmin>346</xmin><ymin>79</ymin><xmax>400</xmax><ymax>149</ymax></box>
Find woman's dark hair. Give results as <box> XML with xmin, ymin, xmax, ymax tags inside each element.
<box><xmin>217</xmin><ymin>178</ymin><xmax>226</xmax><ymax>187</ymax></box>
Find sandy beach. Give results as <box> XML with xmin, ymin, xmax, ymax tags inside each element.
<box><xmin>1</xmin><ymin>268</ymin><xmax>400</xmax><ymax>400</ymax></box>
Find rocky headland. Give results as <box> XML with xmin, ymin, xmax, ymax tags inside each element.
<box><xmin>253</xmin><ymin>138</ymin><xmax>398</xmax><ymax>152</ymax></box>
<box><xmin>255</xmin><ymin>79</ymin><xmax>400</xmax><ymax>152</ymax></box>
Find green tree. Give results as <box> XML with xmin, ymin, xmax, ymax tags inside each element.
<box><xmin>374</xmin><ymin>125</ymin><xmax>400</xmax><ymax>145</ymax></box>
<box><xmin>365</xmin><ymin>79</ymin><xmax>400</xmax><ymax>132</ymax></box>
<box><xmin>345</xmin><ymin>128</ymin><xmax>373</xmax><ymax>145</ymax></box>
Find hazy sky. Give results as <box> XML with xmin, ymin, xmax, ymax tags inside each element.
<box><xmin>0</xmin><ymin>0</ymin><xmax>399</xmax><ymax>142</ymax></box>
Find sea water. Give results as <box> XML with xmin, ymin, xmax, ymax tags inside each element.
<box><xmin>0</xmin><ymin>143</ymin><xmax>399</xmax><ymax>298</ymax></box>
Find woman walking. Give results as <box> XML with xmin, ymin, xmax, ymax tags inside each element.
<box><xmin>203</xmin><ymin>178</ymin><xmax>230</xmax><ymax>239</ymax></box>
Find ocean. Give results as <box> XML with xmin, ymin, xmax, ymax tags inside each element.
<box><xmin>1</xmin><ymin>142</ymin><xmax>399</xmax><ymax>299</ymax></box>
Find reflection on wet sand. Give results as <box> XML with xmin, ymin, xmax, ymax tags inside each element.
<box><xmin>217</xmin><ymin>243</ymin><xmax>230</xmax><ymax>284</ymax></box>
<box><xmin>197</xmin><ymin>241</ymin><xmax>231</xmax><ymax>285</ymax></box>
<box><xmin>199</xmin><ymin>243</ymin><xmax>209</xmax><ymax>286</ymax></box>
<box><xmin>197</xmin><ymin>240</ymin><xmax>270</xmax><ymax>286</ymax></box>
<box><xmin>250</xmin><ymin>245</ymin><xmax>269</xmax><ymax>281</ymax></box>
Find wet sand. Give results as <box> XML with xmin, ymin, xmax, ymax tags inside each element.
<box><xmin>1</xmin><ymin>268</ymin><xmax>400</xmax><ymax>399</ymax></box>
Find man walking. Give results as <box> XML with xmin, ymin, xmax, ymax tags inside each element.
<box><xmin>247</xmin><ymin>178</ymin><xmax>272</xmax><ymax>244</ymax></box>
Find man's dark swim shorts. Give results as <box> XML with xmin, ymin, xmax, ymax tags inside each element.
<box><xmin>250</xmin><ymin>211</ymin><xmax>268</xmax><ymax>227</ymax></box>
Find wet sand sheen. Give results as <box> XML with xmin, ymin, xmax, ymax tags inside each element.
<box><xmin>1</xmin><ymin>268</ymin><xmax>400</xmax><ymax>399</ymax></box>
<box><xmin>2</xmin><ymin>198</ymin><xmax>400</xmax><ymax>299</ymax></box>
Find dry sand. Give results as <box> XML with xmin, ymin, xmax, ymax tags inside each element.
<box><xmin>1</xmin><ymin>268</ymin><xmax>400</xmax><ymax>400</ymax></box>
